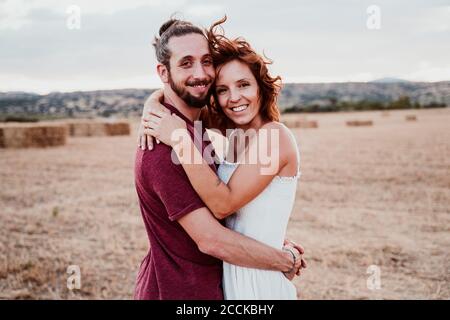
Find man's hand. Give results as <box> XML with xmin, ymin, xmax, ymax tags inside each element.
<box><xmin>283</xmin><ymin>239</ymin><xmax>307</xmax><ymax>279</ymax></box>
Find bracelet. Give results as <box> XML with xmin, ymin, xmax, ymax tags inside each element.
<box><xmin>283</xmin><ymin>247</ymin><xmax>297</xmax><ymax>273</ymax></box>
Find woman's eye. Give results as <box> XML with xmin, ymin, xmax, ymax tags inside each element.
<box><xmin>216</xmin><ymin>88</ymin><xmax>227</xmax><ymax>95</ymax></box>
<box><xmin>203</xmin><ymin>59</ymin><xmax>212</xmax><ymax>66</ymax></box>
<box><xmin>240</xmin><ymin>82</ymin><xmax>250</xmax><ymax>88</ymax></box>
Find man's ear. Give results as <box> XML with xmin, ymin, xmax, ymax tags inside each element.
<box><xmin>157</xmin><ymin>63</ymin><xmax>169</xmax><ymax>83</ymax></box>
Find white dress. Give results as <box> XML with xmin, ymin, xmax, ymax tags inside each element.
<box><xmin>218</xmin><ymin>159</ymin><xmax>301</xmax><ymax>300</ymax></box>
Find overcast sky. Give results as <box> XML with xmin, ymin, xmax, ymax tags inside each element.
<box><xmin>1</xmin><ymin>0</ymin><xmax>449</xmax><ymax>94</ymax></box>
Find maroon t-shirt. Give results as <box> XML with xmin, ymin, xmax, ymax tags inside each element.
<box><xmin>134</xmin><ymin>102</ymin><xmax>223</xmax><ymax>300</ymax></box>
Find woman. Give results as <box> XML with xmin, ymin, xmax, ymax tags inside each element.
<box><xmin>139</xmin><ymin>17</ymin><xmax>305</xmax><ymax>299</ymax></box>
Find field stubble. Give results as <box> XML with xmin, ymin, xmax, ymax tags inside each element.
<box><xmin>0</xmin><ymin>108</ymin><xmax>449</xmax><ymax>299</ymax></box>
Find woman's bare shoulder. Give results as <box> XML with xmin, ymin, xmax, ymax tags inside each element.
<box><xmin>260</xmin><ymin>121</ymin><xmax>299</xmax><ymax>154</ymax></box>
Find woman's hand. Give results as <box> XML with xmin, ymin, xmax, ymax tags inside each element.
<box><xmin>143</xmin><ymin>109</ymin><xmax>187</xmax><ymax>148</ymax></box>
<box><xmin>137</xmin><ymin>89</ymin><xmax>165</xmax><ymax>150</ymax></box>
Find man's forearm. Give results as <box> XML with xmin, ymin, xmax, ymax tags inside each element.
<box><xmin>200</xmin><ymin>224</ymin><xmax>293</xmax><ymax>272</ymax></box>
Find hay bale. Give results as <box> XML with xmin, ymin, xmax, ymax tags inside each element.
<box><xmin>0</xmin><ymin>123</ymin><xmax>67</xmax><ymax>148</ymax></box>
<box><xmin>346</xmin><ymin>120</ymin><xmax>373</xmax><ymax>127</ymax></box>
<box><xmin>66</xmin><ymin>121</ymin><xmax>106</xmax><ymax>137</ymax></box>
<box><xmin>405</xmin><ymin>115</ymin><xmax>417</xmax><ymax>121</ymax></box>
<box><xmin>104</xmin><ymin>122</ymin><xmax>131</xmax><ymax>136</ymax></box>
<box><xmin>68</xmin><ymin>122</ymin><xmax>91</xmax><ymax>137</ymax></box>
<box><xmin>65</xmin><ymin>120</ymin><xmax>130</xmax><ymax>137</ymax></box>
<box><xmin>282</xmin><ymin>119</ymin><xmax>318</xmax><ymax>129</ymax></box>
<box><xmin>381</xmin><ymin>111</ymin><xmax>390</xmax><ymax>117</ymax></box>
<box><xmin>89</xmin><ymin>122</ymin><xmax>108</xmax><ymax>136</ymax></box>
<box><xmin>281</xmin><ymin>120</ymin><xmax>295</xmax><ymax>128</ymax></box>
<box><xmin>300</xmin><ymin>120</ymin><xmax>318</xmax><ymax>128</ymax></box>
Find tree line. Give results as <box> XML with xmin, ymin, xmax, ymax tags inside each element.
<box><xmin>283</xmin><ymin>96</ymin><xmax>447</xmax><ymax>113</ymax></box>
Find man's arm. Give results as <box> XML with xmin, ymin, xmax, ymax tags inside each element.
<box><xmin>178</xmin><ymin>207</ymin><xmax>298</xmax><ymax>273</ymax></box>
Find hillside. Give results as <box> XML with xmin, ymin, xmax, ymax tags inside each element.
<box><xmin>1</xmin><ymin>81</ymin><xmax>449</xmax><ymax>119</ymax></box>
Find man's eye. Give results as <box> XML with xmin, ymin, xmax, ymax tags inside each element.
<box><xmin>181</xmin><ymin>61</ymin><xmax>192</xmax><ymax>67</ymax></box>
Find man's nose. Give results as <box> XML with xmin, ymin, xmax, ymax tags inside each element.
<box><xmin>192</xmin><ymin>62</ymin><xmax>207</xmax><ymax>79</ymax></box>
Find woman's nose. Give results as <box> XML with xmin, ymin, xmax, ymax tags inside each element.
<box><xmin>229</xmin><ymin>88</ymin><xmax>241</xmax><ymax>103</ymax></box>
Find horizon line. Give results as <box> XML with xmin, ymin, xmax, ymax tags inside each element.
<box><xmin>2</xmin><ymin>79</ymin><xmax>449</xmax><ymax>96</ymax></box>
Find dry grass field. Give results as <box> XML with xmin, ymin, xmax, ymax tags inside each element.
<box><xmin>0</xmin><ymin>108</ymin><xmax>449</xmax><ymax>299</ymax></box>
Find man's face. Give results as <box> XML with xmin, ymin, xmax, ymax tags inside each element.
<box><xmin>166</xmin><ymin>33</ymin><xmax>215</xmax><ymax>108</ymax></box>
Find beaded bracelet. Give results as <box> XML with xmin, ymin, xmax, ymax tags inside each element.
<box><xmin>283</xmin><ymin>247</ymin><xmax>297</xmax><ymax>273</ymax></box>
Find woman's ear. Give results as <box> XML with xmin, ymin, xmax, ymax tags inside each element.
<box><xmin>157</xmin><ymin>64</ymin><xmax>169</xmax><ymax>83</ymax></box>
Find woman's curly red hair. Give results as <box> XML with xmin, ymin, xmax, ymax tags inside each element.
<box><xmin>201</xmin><ymin>16</ymin><xmax>282</xmax><ymax>133</ymax></box>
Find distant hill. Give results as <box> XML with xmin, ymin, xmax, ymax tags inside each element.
<box><xmin>278</xmin><ymin>81</ymin><xmax>449</xmax><ymax>112</ymax></box>
<box><xmin>369</xmin><ymin>77</ymin><xmax>411</xmax><ymax>83</ymax></box>
<box><xmin>0</xmin><ymin>81</ymin><xmax>448</xmax><ymax>119</ymax></box>
<box><xmin>0</xmin><ymin>88</ymin><xmax>154</xmax><ymax>119</ymax></box>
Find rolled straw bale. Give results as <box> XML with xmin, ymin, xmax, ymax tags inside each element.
<box><xmin>405</xmin><ymin>115</ymin><xmax>417</xmax><ymax>121</ymax></box>
<box><xmin>346</xmin><ymin>120</ymin><xmax>373</xmax><ymax>127</ymax></box>
<box><xmin>0</xmin><ymin>123</ymin><xmax>67</xmax><ymax>148</ymax></box>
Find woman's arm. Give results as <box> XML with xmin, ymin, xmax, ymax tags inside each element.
<box><xmin>145</xmin><ymin>114</ymin><xmax>297</xmax><ymax>219</ymax></box>
<box><xmin>138</xmin><ymin>90</ymin><xmax>226</xmax><ymax>150</ymax></box>
<box><xmin>137</xmin><ymin>89</ymin><xmax>167</xmax><ymax>150</ymax></box>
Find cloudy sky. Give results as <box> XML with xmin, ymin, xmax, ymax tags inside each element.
<box><xmin>1</xmin><ymin>0</ymin><xmax>449</xmax><ymax>94</ymax></box>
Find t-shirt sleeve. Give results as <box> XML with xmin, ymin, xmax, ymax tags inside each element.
<box><xmin>149</xmin><ymin>149</ymin><xmax>207</xmax><ymax>222</ymax></box>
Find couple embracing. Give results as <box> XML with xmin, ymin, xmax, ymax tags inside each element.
<box><xmin>134</xmin><ymin>16</ymin><xmax>307</xmax><ymax>300</ymax></box>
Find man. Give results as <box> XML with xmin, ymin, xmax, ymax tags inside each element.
<box><xmin>134</xmin><ymin>18</ymin><xmax>305</xmax><ymax>300</ymax></box>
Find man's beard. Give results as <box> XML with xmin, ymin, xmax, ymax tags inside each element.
<box><xmin>168</xmin><ymin>72</ymin><xmax>212</xmax><ymax>109</ymax></box>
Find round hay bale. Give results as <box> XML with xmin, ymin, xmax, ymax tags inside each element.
<box><xmin>405</xmin><ymin>115</ymin><xmax>417</xmax><ymax>121</ymax></box>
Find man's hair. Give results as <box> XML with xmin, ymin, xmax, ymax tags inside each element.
<box><xmin>153</xmin><ymin>18</ymin><xmax>205</xmax><ymax>69</ymax></box>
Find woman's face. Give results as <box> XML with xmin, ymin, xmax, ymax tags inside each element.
<box><xmin>215</xmin><ymin>59</ymin><xmax>262</xmax><ymax>128</ymax></box>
